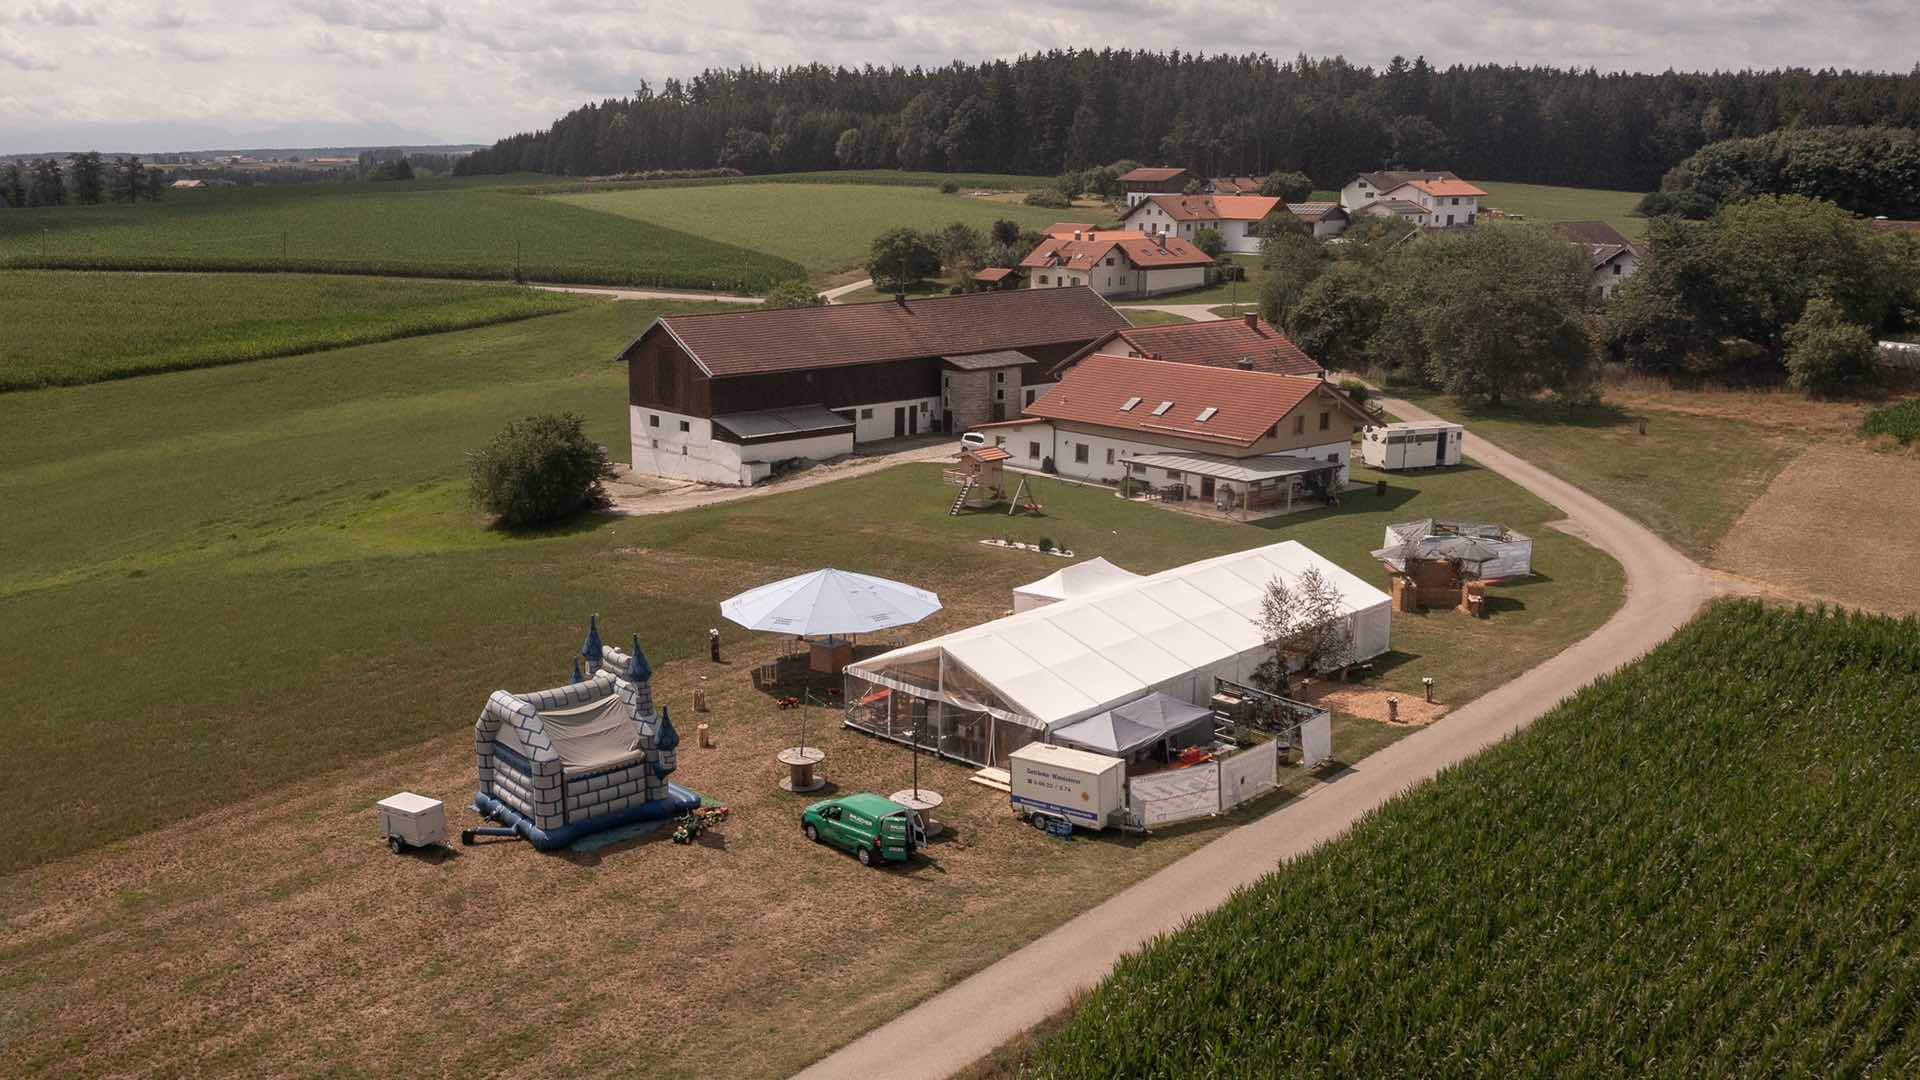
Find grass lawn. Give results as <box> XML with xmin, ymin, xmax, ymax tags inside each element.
<box><xmin>1475</xmin><ymin>180</ymin><xmax>1649</xmax><ymax>239</ymax></box>
<box><xmin>545</xmin><ymin>182</ymin><xmax>1074</xmax><ymax>276</ymax></box>
<box><xmin>830</xmin><ymin>274</ymin><xmax>964</xmax><ymax>305</ymax></box>
<box><xmin>0</xmin><ymin>181</ymin><xmax>802</xmax><ymax>290</ymax></box>
<box><xmin>0</xmin><ymin>271</ymin><xmax>589</xmax><ymax>390</ymax></box>
<box><xmin>1390</xmin><ymin>387</ymin><xmax>1801</xmax><ymax>562</ymax></box>
<box><xmin>1122</xmin><ymin>308</ymin><xmax>1193</xmax><ymax>326</ymax></box>
<box><xmin>1862</xmin><ymin>397</ymin><xmax>1920</xmax><ymax>444</ymax></box>
<box><xmin>1018</xmin><ymin>601</ymin><xmax>1920</xmax><ymax>1075</ymax></box>
<box><xmin>520</xmin><ymin>169</ymin><xmax>1056</xmax><ymax>194</ymax></box>
<box><xmin>0</xmin><ymin>299</ymin><xmax>1621</xmax><ymax>1075</ymax></box>
<box><xmin>1113</xmin><ymin>253</ymin><xmax>1264</xmax><ymax>309</ymax></box>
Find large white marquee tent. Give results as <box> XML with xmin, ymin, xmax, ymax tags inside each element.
<box><xmin>1011</xmin><ymin>556</ymin><xmax>1144</xmax><ymax>612</ymax></box>
<box><xmin>843</xmin><ymin>540</ymin><xmax>1391</xmax><ymax>767</ymax></box>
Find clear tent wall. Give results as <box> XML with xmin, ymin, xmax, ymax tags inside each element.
<box><xmin>841</xmin><ymin>650</ymin><xmax>1045</xmax><ymax>768</ymax></box>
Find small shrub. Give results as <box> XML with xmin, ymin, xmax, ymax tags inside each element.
<box><xmin>939</xmin><ymin>180</ymin><xmax>960</xmax><ymax>194</ymax></box>
<box><xmin>1337</xmin><ymin>377</ymin><xmax>1369</xmax><ymax>402</ymax></box>
<box><xmin>1784</xmin><ymin>296</ymin><xmax>1880</xmax><ymax>394</ymax></box>
<box><xmin>1862</xmin><ymin>398</ymin><xmax>1920</xmax><ymax>444</ymax></box>
<box><xmin>1023</xmin><ymin>188</ymin><xmax>1071</xmax><ymax>209</ymax></box>
<box><xmin>761</xmin><ymin>278</ymin><xmax>826</xmax><ymax>308</ymax></box>
<box><xmin>1038</xmin><ymin>537</ymin><xmax>1056</xmax><ymax>552</ymax></box>
<box><xmin>467</xmin><ymin>413</ymin><xmax>611</xmax><ymax>529</ymax></box>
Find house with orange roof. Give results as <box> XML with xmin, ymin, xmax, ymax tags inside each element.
<box><xmin>1018</xmin><ymin>228</ymin><xmax>1213</xmax><ymax>298</ymax></box>
<box><xmin>969</xmin><ymin>353</ymin><xmax>1370</xmax><ymax>510</ymax></box>
<box><xmin>1117</xmin><ymin>193</ymin><xmax>1296</xmax><ymax>253</ymax></box>
<box><xmin>1340</xmin><ymin>170</ymin><xmax>1486</xmax><ymax>227</ymax></box>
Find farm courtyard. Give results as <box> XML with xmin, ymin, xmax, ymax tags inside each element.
<box><xmin>0</xmin><ymin>292</ymin><xmax>1625</xmax><ymax>1075</ymax></box>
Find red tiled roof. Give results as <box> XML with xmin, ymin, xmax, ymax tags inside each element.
<box><xmin>1057</xmin><ymin>316</ymin><xmax>1323</xmax><ymax>379</ymax></box>
<box><xmin>1025</xmin><ymin>354</ymin><xmax>1329</xmax><ymax>448</ymax></box>
<box><xmin>1019</xmin><ymin>233</ymin><xmax>1213</xmax><ymax>272</ymax></box>
<box><xmin>965</xmin><ymin>445</ymin><xmax>1012</xmax><ymax>462</ymax></box>
<box><xmin>1125</xmin><ymin>194</ymin><xmax>1284</xmax><ymax>223</ymax></box>
<box><xmin>1355</xmin><ymin>170</ymin><xmax>1459</xmax><ymax>191</ymax></box>
<box><xmin>972</xmin><ymin>267</ymin><xmax>1014</xmax><ymax>282</ymax></box>
<box><xmin>1044</xmin><ymin>222</ymin><xmax>1097</xmax><ymax>237</ymax></box>
<box><xmin>1118</xmin><ymin>167</ymin><xmax>1190</xmax><ymax>183</ymax></box>
<box><xmin>1209</xmin><ymin>176</ymin><xmax>1262</xmax><ymax>194</ymax></box>
<box><xmin>645</xmin><ymin>288</ymin><xmax>1129</xmax><ymax>377</ymax></box>
<box><xmin>1404</xmin><ymin>178</ymin><xmax>1487</xmax><ymax>198</ymax></box>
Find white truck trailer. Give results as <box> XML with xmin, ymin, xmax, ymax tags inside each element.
<box><xmin>1008</xmin><ymin>743</ymin><xmax>1126</xmax><ymax>832</ymax></box>
<box><xmin>1359</xmin><ymin>421</ymin><xmax>1463</xmax><ymax>470</ymax></box>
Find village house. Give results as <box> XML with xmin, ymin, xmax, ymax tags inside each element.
<box><xmin>1207</xmin><ymin>176</ymin><xmax>1262</xmax><ymax>195</ymax></box>
<box><xmin>1287</xmin><ymin>201</ymin><xmax>1350</xmax><ymax>238</ymax></box>
<box><xmin>1046</xmin><ymin>313</ymin><xmax>1325</xmax><ymax>386</ymax></box>
<box><xmin>1019</xmin><ymin>228</ymin><xmax>1213</xmax><ymax>298</ymax></box>
<box><xmin>1116</xmin><ymin>166</ymin><xmax>1196</xmax><ymax>205</ymax></box>
<box><xmin>1551</xmin><ymin>221</ymin><xmax>1641</xmax><ymax>299</ymax></box>
<box><xmin>619</xmin><ymin>288</ymin><xmax>1129</xmax><ymax>485</ymax></box>
<box><xmin>975</xmin><ymin>354</ymin><xmax>1370</xmax><ymax>512</ymax></box>
<box><xmin>1118</xmin><ymin>194</ymin><xmax>1287</xmax><ymax>253</ymax></box>
<box><xmin>1340</xmin><ymin>170</ymin><xmax>1485</xmax><ymax>227</ymax></box>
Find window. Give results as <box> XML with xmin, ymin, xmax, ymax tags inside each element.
<box><xmin>1196</xmin><ymin>406</ymin><xmax>1218</xmax><ymax>422</ymax></box>
<box><xmin>1166</xmin><ymin>469</ymin><xmax>1181</xmax><ymax>480</ymax></box>
<box><xmin>1029</xmin><ymin>441</ymin><xmax>1041</xmax><ymax>459</ymax></box>
<box><xmin>995</xmin><ymin>389</ymin><xmax>1004</xmax><ymax>401</ymax></box>
<box><xmin>860</xmin><ymin>407</ymin><xmax>873</xmax><ymax>420</ymax></box>
<box><xmin>1451</xmin><ymin>197</ymin><xmax>1460</xmax><ymax>205</ymax></box>
<box><xmin>1118</xmin><ymin>275</ymin><xmax>1127</xmax><ymax>285</ymax></box>
<box><xmin>1327</xmin><ymin>453</ymin><xmax>1339</xmax><ymax>463</ymax></box>
<box><xmin>1293</xmin><ymin>415</ymin><xmax>1305</xmax><ymax>435</ymax></box>
<box><xmin>1151</xmin><ymin>400</ymin><xmax>1174</xmax><ymax>416</ymax></box>
<box><xmin>1446</xmin><ymin>213</ymin><xmax>1454</xmax><ymax>226</ymax></box>
<box><xmin>649</xmin><ymin>414</ymin><xmax>660</xmax><ymax>428</ymax></box>
<box><xmin>994</xmin><ymin>435</ymin><xmax>1006</xmax><ymax>447</ymax></box>
<box><xmin>1319</xmin><ymin>411</ymin><xmax>1331</xmax><ymax>431</ymax></box>
<box><xmin>678</xmin><ymin>420</ymin><xmax>690</xmax><ymax>432</ymax></box>
<box><xmin>1105</xmin><ymin>257</ymin><xmax>1115</xmax><ymax>266</ymax></box>
<box><xmin>995</xmin><ymin>371</ymin><xmax>1005</xmax><ymax>383</ymax></box>
<box><xmin>1038</xmin><ymin>274</ymin><xmax>1049</xmax><ymax>284</ymax></box>
<box><xmin>1613</xmin><ymin>263</ymin><xmax>1623</xmax><ymax>275</ymax></box>
<box><xmin>1025</xmin><ymin>389</ymin><xmax>1036</xmax><ymax>405</ymax></box>
<box><xmin>1106</xmin><ymin>448</ymin><xmax>1115</xmax><ymax>465</ymax></box>
<box><xmin>1073</xmin><ymin>443</ymin><xmax>1089</xmax><ymax>464</ymax></box>
<box><xmin>1121</xmin><ymin>396</ymin><xmax>1142</xmax><ymax>411</ymax></box>
<box><xmin>920</xmin><ymin>402</ymin><xmax>929</xmax><ymax>412</ymax></box>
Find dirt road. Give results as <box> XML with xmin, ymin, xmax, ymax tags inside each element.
<box><xmin>795</xmin><ymin>394</ymin><xmax>1725</xmax><ymax>1080</ymax></box>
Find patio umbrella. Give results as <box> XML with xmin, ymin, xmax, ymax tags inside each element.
<box><xmin>720</xmin><ymin>568</ymin><xmax>942</xmax><ymax>637</ymax></box>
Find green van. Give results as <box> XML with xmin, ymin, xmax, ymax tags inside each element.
<box><xmin>801</xmin><ymin>793</ymin><xmax>925</xmax><ymax>866</ymax></box>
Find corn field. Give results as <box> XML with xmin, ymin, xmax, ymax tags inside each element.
<box><xmin>1026</xmin><ymin>600</ymin><xmax>1920</xmax><ymax>1076</ymax></box>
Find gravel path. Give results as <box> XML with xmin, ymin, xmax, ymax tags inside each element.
<box><xmin>795</xmin><ymin>392</ymin><xmax>1727</xmax><ymax>1080</ymax></box>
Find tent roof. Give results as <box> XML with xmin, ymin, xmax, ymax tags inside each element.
<box><xmin>1053</xmin><ymin>692</ymin><xmax>1214</xmax><ymax>754</ymax></box>
<box><xmin>721</xmin><ymin>568</ymin><xmax>941</xmax><ymax>636</ymax></box>
<box><xmin>1012</xmin><ymin>556</ymin><xmax>1143</xmax><ymax>603</ymax></box>
<box><xmin>849</xmin><ymin>541</ymin><xmax>1389</xmax><ymax>731</ymax></box>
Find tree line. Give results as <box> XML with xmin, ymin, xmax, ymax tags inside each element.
<box><xmin>2</xmin><ymin>153</ymin><xmax>166</xmax><ymax>207</ymax></box>
<box><xmin>454</xmin><ymin>51</ymin><xmax>1920</xmax><ymax>190</ymax></box>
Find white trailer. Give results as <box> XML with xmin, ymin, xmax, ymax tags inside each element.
<box><xmin>1008</xmin><ymin>743</ymin><xmax>1126</xmax><ymax>831</ymax></box>
<box><xmin>1360</xmin><ymin>421</ymin><xmax>1463</xmax><ymax>470</ymax></box>
<box><xmin>376</xmin><ymin>791</ymin><xmax>447</xmax><ymax>853</ymax></box>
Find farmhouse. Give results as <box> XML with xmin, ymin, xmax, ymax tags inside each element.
<box><xmin>1019</xmin><ymin>229</ymin><xmax>1213</xmax><ymax>299</ymax></box>
<box><xmin>1287</xmin><ymin>201</ymin><xmax>1350</xmax><ymax>237</ymax></box>
<box><xmin>1048</xmin><ymin>313</ymin><xmax>1325</xmax><ymax>384</ymax></box>
<box><xmin>620</xmin><ymin>288</ymin><xmax>1129</xmax><ymax>485</ymax></box>
<box><xmin>843</xmin><ymin>539</ymin><xmax>1392</xmax><ymax>768</ymax></box>
<box><xmin>1117</xmin><ymin>165</ymin><xmax>1196</xmax><ymax>205</ymax></box>
<box><xmin>977</xmin><ymin>353</ymin><xmax>1369</xmax><ymax>505</ymax></box>
<box><xmin>1119</xmin><ymin>194</ymin><xmax>1286</xmax><ymax>253</ymax></box>
<box><xmin>1208</xmin><ymin>176</ymin><xmax>1262</xmax><ymax>194</ymax></box>
<box><xmin>1551</xmin><ymin>220</ymin><xmax>1640</xmax><ymax>299</ymax></box>
<box><xmin>1340</xmin><ymin>170</ymin><xmax>1484</xmax><ymax>227</ymax></box>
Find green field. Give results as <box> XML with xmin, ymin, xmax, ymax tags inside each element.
<box><xmin>1863</xmin><ymin>397</ymin><xmax>1920</xmax><ymax>444</ymax></box>
<box><xmin>1023</xmin><ymin>601</ymin><xmax>1920</xmax><ymax>1075</ymax></box>
<box><xmin>546</xmin><ymin>183</ymin><xmax>1075</xmax><ymax>275</ymax></box>
<box><xmin>0</xmin><ymin>181</ymin><xmax>802</xmax><ymax>290</ymax></box>
<box><xmin>1391</xmin><ymin>389</ymin><xmax>1800</xmax><ymax>561</ymax></box>
<box><xmin>0</xmin><ymin>299</ymin><xmax>1620</xmax><ymax>873</ymax></box>
<box><xmin>521</xmin><ymin>169</ymin><xmax>1055</xmax><ymax>195</ymax></box>
<box><xmin>1</xmin><ymin>271</ymin><xmax>588</xmax><ymax>390</ymax></box>
<box><xmin>1476</xmin><ymin>180</ymin><xmax>1649</xmax><ymax>239</ymax></box>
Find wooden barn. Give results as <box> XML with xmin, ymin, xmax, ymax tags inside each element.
<box><xmin>618</xmin><ymin>288</ymin><xmax>1130</xmax><ymax>485</ymax></box>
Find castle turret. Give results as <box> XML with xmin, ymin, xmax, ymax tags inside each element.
<box><xmin>581</xmin><ymin>613</ymin><xmax>603</xmax><ymax>673</ymax></box>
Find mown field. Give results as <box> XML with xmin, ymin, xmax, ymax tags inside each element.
<box><xmin>1476</xmin><ymin>180</ymin><xmax>1648</xmax><ymax>238</ymax></box>
<box><xmin>1391</xmin><ymin>388</ymin><xmax>1801</xmax><ymax>561</ymax></box>
<box><xmin>545</xmin><ymin>182</ymin><xmax>1075</xmax><ymax>274</ymax></box>
<box><xmin>0</xmin><ymin>181</ymin><xmax>802</xmax><ymax>290</ymax></box>
<box><xmin>0</xmin><ymin>271</ymin><xmax>587</xmax><ymax>390</ymax></box>
<box><xmin>520</xmin><ymin>169</ymin><xmax>1055</xmax><ymax>194</ymax></box>
<box><xmin>0</xmin><ymin>295</ymin><xmax>1619</xmax><ymax>874</ymax></box>
<box><xmin>1021</xmin><ymin>601</ymin><xmax>1920</xmax><ymax>1076</ymax></box>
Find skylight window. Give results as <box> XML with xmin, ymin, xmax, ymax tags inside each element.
<box><xmin>1151</xmin><ymin>401</ymin><xmax>1174</xmax><ymax>416</ymax></box>
<box><xmin>1120</xmin><ymin>396</ymin><xmax>1142</xmax><ymax>411</ymax></box>
<box><xmin>1196</xmin><ymin>406</ymin><xmax>1218</xmax><ymax>422</ymax></box>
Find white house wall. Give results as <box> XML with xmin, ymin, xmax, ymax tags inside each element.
<box><xmin>851</xmin><ymin>395</ymin><xmax>941</xmax><ymax>442</ymax></box>
<box><xmin>630</xmin><ymin>405</ymin><xmax>855</xmax><ymax>486</ymax></box>
<box><xmin>1594</xmin><ymin>251</ymin><xmax>1640</xmax><ymax>299</ymax></box>
<box><xmin>980</xmin><ymin>421</ymin><xmax>1351</xmax><ymax>488</ymax></box>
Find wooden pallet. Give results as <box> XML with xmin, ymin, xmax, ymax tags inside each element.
<box><xmin>969</xmin><ymin>767</ymin><xmax>1011</xmax><ymax>793</ymax></box>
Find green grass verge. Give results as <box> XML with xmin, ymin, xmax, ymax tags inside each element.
<box><xmin>544</xmin><ymin>182</ymin><xmax>1076</xmax><ymax>275</ymax></box>
<box><xmin>0</xmin><ymin>271</ymin><xmax>588</xmax><ymax>390</ymax></box>
<box><xmin>0</xmin><ymin>304</ymin><xmax>1620</xmax><ymax>873</ymax></box>
<box><xmin>1862</xmin><ymin>397</ymin><xmax>1920</xmax><ymax>444</ymax></box>
<box><xmin>0</xmin><ymin>182</ymin><xmax>803</xmax><ymax>290</ymax></box>
<box><xmin>1122</xmin><ymin>308</ymin><xmax>1193</xmax><ymax>326</ymax></box>
<box><xmin>1024</xmin><ymin>600</ymin><xmax>1920</xmax><ymax>1076</ymax></box>
<box><xmin>1476</xmin><ymin>180</ymin><xmax>1649</xmax><ymax>239</ymax></box>
<box><xmin>1390</xmin><ymin>389</ymin><xmax>1800</xmax><ymax>561</ymax></box>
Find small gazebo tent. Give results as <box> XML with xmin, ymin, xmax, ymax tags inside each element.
<box><xmin>1051</xmin><ymin>692</ymin><xmax>1215</xmax><ymax>760</ymax></box>
<box><xmin>1012</xmin><ymin>556</ymin><xmax>1143</xmax><ymax>612</ymax></box>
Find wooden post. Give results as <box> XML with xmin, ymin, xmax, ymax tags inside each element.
<box><xmin>698</xmin><ymin>723</ymin><xmax>713</xmax><ymax>748</ymax></box>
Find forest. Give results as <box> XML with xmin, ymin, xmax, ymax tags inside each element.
<box><xmin>455</xmin><ymin>51</ymin><xmax>1920</xmax><ymax>191</ymax></box>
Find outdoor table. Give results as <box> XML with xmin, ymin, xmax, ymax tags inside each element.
<box><xmin>777</xmin><ymin>746</ymin><xmax>827</xmax><ymax>793</ymax></box>
<box><xmin>889</xmin><ymin>788</ymin><xmax>945</xmax><ymax>838</ymax></box>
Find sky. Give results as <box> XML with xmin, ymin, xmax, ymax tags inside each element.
<box><xmin>2</xmin><ymin>0</ymin><xmax>1917</xmax><ymax>154</ymax></box>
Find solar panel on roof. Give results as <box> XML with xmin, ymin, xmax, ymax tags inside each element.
<box><xmin>1152</xmin><ymin>401</ymin><xmax>1174</xmax><ymax>416</ymax></box>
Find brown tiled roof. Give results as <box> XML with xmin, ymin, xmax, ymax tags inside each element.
<box><xmin>647</xmin><ymin>288</ymin><xmax>1129</xmax><ymax>378</ymax></box>
<box><xmin>1025</xmin><ymin>354</ymin><xmax>1328</xmax><ymax>448</ymax></box>
<box><xmin>1550</xmin><ymin>220</ymin><xmax>1632</xmax><ymax>247</ymax></box>
<box><xmin>1287</xmin><ymin>201</ymin><xmax>1346</xmax><ymax>222</ymax></box>
<box><xmin>1209</xmin><ymin>176</ymin><xmax>1262</xmax><ymax>194</ymax></box>
<box><xmin>1019</xmin><ymin>233</ymin><xmax>1213</xmax><ymax>271</ymax></box>
<box><xmin>1869</xmin><ymin>218</ymin><xmax>1920</xmax><ymax>232</ymax></box>
<box><xmin>965</xmin><ymin>446</ymin><xmax>1012</xmax><ymax>462</ymax></box>
<box><xmin>1356</xmin><ymin>169</ymin><xmax>1459</xmax><ymax>191</ymax></box>
<box><xmin>1124</xmin><ymin>194</ymin><xmax>1284</xmax><ymax>223</ymax></box>
<box><xmin>972</xmin><ymin>267</ymin><xmax>1014</xmax><ymax>282</ymax></box>
<box><xmin>1055</xmin><ymin>316</ymin><xmax>1323</xmax><ymax>379</ymax></box>
<box><xmin>1118</xmin><ymin>166</ymin><xmax>1190</xmax><ymax>183</ymax></box>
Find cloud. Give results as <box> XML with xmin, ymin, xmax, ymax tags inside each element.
<box><xmin>3</xmin><ymin>1</ymin><xmax>96</xmax><ymax>26</ymax></box>
<box><xmin>293</xmin><ymin>0</ymin><xmax>447</xmax><ymax>34</ymax></box>
<box><xmin>160</xmin><ymin>36</ymin><xmax>232</xmax><ymax>62</ymax></box>
<box><xmin>1</xmin><ymin>28</ymin><xmax>58</xmax><ymax>70</ymax></box>
<box><xmin>147</xmin><ymin>7</ymin><xmax>192</xmax><ymax>30</ymax></box>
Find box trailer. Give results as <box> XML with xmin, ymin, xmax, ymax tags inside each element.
<box><xmin>1360</xmin><ymin>421</ymin><xmax>1463</xmax><ymax>470</ymax></box>
<box><xmin>377</xmin><ymin>791</ymin><xmax>447</xmax><ymax>853</ymax></box>
<box><xmin>1008</xmin><ymin>743</ymin><xmax>1126</xmax><ymax>831</ymax></box>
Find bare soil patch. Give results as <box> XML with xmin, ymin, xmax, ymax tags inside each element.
<box><xmin>1297</xmin><ymin>682</ymin><xmax>1451</xmax><ymax>725</ymax></box>
<box><xmin>1713</xmin><ymin>442</ymin><xmax>1920</xmax><ymax>615</ymax></box>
